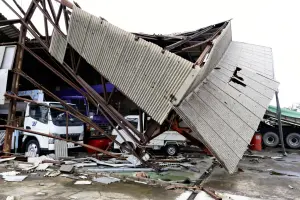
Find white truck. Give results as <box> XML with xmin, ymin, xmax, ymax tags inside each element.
<box><xmin>112</xmin><ymin>115</ymin><xmax>187</xmax><ymax>156</ymax></box>
<box><xmin>0</xmin><ymin>90</ymin><xmax>84</xmax><ymax>155</ymax></box>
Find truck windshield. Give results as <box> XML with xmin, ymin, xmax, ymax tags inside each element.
<box><xmin>127</xmin><ymin>118</ymin><xmax>138</xmax><ymax>129</ymax></box>
<box><xmin>50</xmin><ymin>103</ymin><xmax>83</xmax><ymax>126</ymax></box>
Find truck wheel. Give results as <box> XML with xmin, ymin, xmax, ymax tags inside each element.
<box><xmin>263</xmin><ymin>132</ymin><xmax>279</xmax><ymax>147</ymax></box>
<box><xmin>25</xmin><ymin>139</ymin><xmax>40</xmax><ymax>156</ymax></box>
<box><xmin>165</xmin><ymin>145</ymin><xmax>178</xmax><ymax>156</ymax></box>
<box><xmin>120</xmin><ymin>142</ymin><xmax>134</xmax><ymax>153</ymax></box>
<box><xmin>286</xmin><ymin>133</ymin><xmax>300</xmax><ymax>149</ymax></box>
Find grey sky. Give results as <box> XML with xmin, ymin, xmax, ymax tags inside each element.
<box><xmin>1</xmin><ymin>0</ymin><xmax>299</xmax><ymax>107</ymax></box>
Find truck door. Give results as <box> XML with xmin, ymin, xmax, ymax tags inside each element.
<box><xmin>24</xmin><ymin>103</ymin><xmax>50</xmax><ymax>135</ymax></box>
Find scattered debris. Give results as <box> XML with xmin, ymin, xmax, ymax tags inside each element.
<box><xmin>35</xmin><ymin>192</ymin><xmax>47</xmax><ymax>196</ymax></box>
<box><xmin>88</xmin><ymin>168</ymin><xmax>157</xmax><ymax>173</ymax></box>
<box><xmin>0</xmin><ymin>171</ymin><xmax>20</xmax><ymax>176</ymax></box>
<box><xmin>44</xmin><ymin>170</ymin><xmax>61</xmax><ymax>177</ymax></box>
<box><xmin>244</xmin><ymin>154</ymin><xmax>266</xmax><ymax>159</ymax></box>
<box><xmin>25</xmin><ymin>152</ymin><xmax>38</xmax><ymax>158</ymax></box>
<box><xmin>134</xmin><ymin>172</ymin><xmax>148</xmax><ymax>178</ymax></box>
<box><xmin>92</xmin><ymin>176</ymin><xmax>120</xmax><ymax>184</ymax></box>
<box><xmin>28</xmin><ymin>155</ymin><xmax>54</xmax><ymax>164</ymax></box>
<box><xmin>134</xmin><ymin>180</ymin><xmax>147</xmax><ymax>184</ymax></box>
<box><xmin>63</xmin><ymin>161</ymin><xmax>78</xmax><ymax>165</ymax></box>
<box><xmin>60</xmin><ymin>174</ymin><xmax>80</xmax><ymax>180</ymax></box>
<box><xmin>73</xmin><ymin>162</ymin><xmax>97</xmax><ymax>168</ymax></box>
<box><xmin>2</xmin><ymin>175</ymin><xmax>27</xmax><ymax>182</ymax></box>
<box><xmin>36</xmin><ymin>163</ymin><xmax>50</xmax><ymax>171</ymax></box>
<box><xmin>59</xmin><ymin>165</ymin><xmax>74</xmax><ymax>173</ymax></box>
<box><xmin>271</xmin><ymin>156</ymin><xmax>283</xmax><ymax>159</ymax></box>
<box><xmin>74</xmin><ymin>180</ymin><xmax>92</xmax><ymax>185</ymax></box>
<box><xmin>0</xmin><ymin>157</ymin><xmax>16</xmax><ymax>163</ymax></box>
<box><xmin>126</xmin><ymin>155</ymin><xmax>142</xmax><ymax>166</ymax></box>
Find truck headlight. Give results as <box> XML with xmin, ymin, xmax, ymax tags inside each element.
<box><xmin>79</xmin><ymin>132</ymin><xmax>84</xmax><ymax>141</ymax></box>
<box><xmin>49</xmin><ymin>133</ymin><xmax>59</xmax><ymax>144</ymax></box>
<box><xmin>49</xmin><ymin>137</ymin><xmax>55</xmax><ymax>144</ymax></box>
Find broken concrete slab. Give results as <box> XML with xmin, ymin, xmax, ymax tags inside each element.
<box><xmin>59</xmin><ymin>164</ymin><xmax>74</xmax><ymax>173</ymax></box>
<box><xmin>2</xmin><ymin>175</ymin><xmax>27</xmax><ymax>182</ymax></box>
<box><xmin>74</xmin><ymin>180</ymin><xmax>92</xmax><ymax>185</ymax></box>
<box><xmin>36</xmin><ymin>163</ymin><xmax>50</xmax><ymax>171</ymax></box>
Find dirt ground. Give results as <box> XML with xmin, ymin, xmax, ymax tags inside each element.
<box><xmin>1</xmin><ymin>148</ymin><xmax>300</xmax><ymax>200</ymax></box>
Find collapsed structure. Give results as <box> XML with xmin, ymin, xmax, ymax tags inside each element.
<box><xmin>0</xmin><ymin>0</ymin><xmax>278</xmax><ymax>173</ymax></box>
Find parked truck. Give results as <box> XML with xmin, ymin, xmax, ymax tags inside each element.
<box><xmin>112</xmin><ymin>115</ymin><xmax>187</xmax><ymax>156</ymax></box>
<box><xmin>0</xmin><ymin>90</ymin><xmax>84</xmax><ymax>154</ymax></box>
<box><xmin>260</xmin><ymin>105</ymin><xmax>300</xmax><ymax>149</ymax></box>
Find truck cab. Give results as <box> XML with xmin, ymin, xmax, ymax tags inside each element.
<box><xmin>22</xmin><ymin>102</ymin><xmax>84</xmax><ymax>155</ymax></box>
<box><xmin>112</xmin><ymin>115</ymin><xmax>187</xmax><ymax>156</ymax></box>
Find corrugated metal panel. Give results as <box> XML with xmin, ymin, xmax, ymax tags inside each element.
<box><xmin>63</xmin><ymin>6</ymin><xmax>198</xmax><ymax>124</ymax></box>
<box><xmin>54</xmin><ymin>140</ymin><xmax>68</xmax><ymax>159</ymax></box>
<box><xmin>49</xmin><ymin>29</ymin><xmax>67</xmax><ymax>64</ymax></box>
<box><xmin>188</xmin><ymin>22</ymin><xmax>232</xmax><ymax>94</ymax></box>
<box><xmin>176</xmin><ymin>40</ymin><xmax>278</xmax><ymax>173</ymax></box>
<box><xmin>224</xmin><ymin>42</ymin><xmax>275</xmax><ymax>79</ymax></box>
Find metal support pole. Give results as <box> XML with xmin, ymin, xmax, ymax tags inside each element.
<box><xmin>275</xmin><ymin>91</ymin><xmax>287</xmax><ymax>156</ymax></box>
<box><xmin>66</xmin><ymin>111</ymin><xmax>68</xmax><ymax>140</ymax></box>
<box><xmin>101</xmin><ymin>76</ymin><xmax>107</xmax><ymax>101</ymax></box>
<box><xmin>3</xmin><ymin>26</ymin><xmax>27</xmax><ymax>153</ymax></box>
<box><xmin>42</xmin><ymin>0</ymin><xmax>49</xmax><ymax>44</ymax></box>
<box><xmin>139</xmin><ymin>109</ymin><xmax>143</xmax><ymax>133</ymax></box>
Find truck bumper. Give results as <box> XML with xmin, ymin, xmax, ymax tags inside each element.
<box><xmin>48</xmin><ymin>141</ymin><xmax>83</xmax><ymax>151</ymax></box>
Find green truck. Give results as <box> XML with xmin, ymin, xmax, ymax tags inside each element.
<box><xmin>259</xmin><ymin>105</ymin><xmax>300</xmax><ymax>149</ymax></box>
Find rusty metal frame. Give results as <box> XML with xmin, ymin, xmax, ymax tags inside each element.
<box><xmin>2</xmin><ymin>0</ymin><xmax>146</xmax><ymax>147</ymax></box>
<box><xmin>0</xmin><ymin>0</ymin><xmax>152</xmax><ymax>165</ymax></box>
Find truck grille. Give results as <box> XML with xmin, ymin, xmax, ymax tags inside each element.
<box><xmin>59</xmin><ymin>133</ymin><xmax>80</xmax><ymax>141</ymax></box>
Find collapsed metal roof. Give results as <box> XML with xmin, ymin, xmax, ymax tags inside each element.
<box><xmin>0</xmin><ymin>13</ymin><xmax>21</xmax><ymax>41</ymax></box>
<box><xmin>47</xmin><ymin>6</ymin><xmax>279</xmax><ymax>173</ymax></box>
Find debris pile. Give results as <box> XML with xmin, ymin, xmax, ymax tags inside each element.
<box><xmin>0</xmin><ymin>152</ymin><xmax>215</xmax><ymax>187</ymax></box>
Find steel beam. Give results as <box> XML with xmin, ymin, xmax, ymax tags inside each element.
<box><xmin>1</xmin><ymin>0</ymin><xmax>39</xmax><ymax>153</ymax></box>
<box><xmin>164</xmin><ymin>26</ymin><xmax>213</xmax><ymax>51</ymax></box>
<box><xmin>0</xmin><ymin>19</ymin><xmax>21</xmax><ymax>26</ymax></box>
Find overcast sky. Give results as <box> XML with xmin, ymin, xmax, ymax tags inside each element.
<box><xmin>1</xmin><ymin>0</ymin><xmax>299</xmax><ymax>107</ymax></box>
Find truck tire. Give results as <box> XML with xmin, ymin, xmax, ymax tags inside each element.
<box><xmin>25</xmin><ymin>139</ymin><xmax>40</xmax><ymax>156</ymax></box>
<box><xmin>120</xmin><ymin>142</ymin><xmax>134</xmax><ymax>153</ymax></box>
<box><xmin>286</xmin><ymin>133</ymin><xmax>300</xmax><ymax>149</ymax></box>
<box><xmin>165</xmin><ymin>145</ymin><xmax>178</xmax><ymax>156</ymax></box>
<box><xmin>263</xmin><ymin>132</ymin><xmax>279</xmax><ymax>147</ymax></box>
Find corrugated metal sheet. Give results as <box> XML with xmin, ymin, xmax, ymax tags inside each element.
<box><xmin>61</xmin><ymin>6</ymin><xmax>199</xmax><ymax>124</ymax></box>
<box><xmin>48</xmin><ymin>7</ymin><xmax>279</xmax><ymax>173</ymax></box>
<box><xmin>54</xmin><ymin>140</ymin><xmax>68</xmax><ymax>159</ymax></box>
<box><xmin>49</xmin><ymin>29</ymin><xmax>67</xmax><ymax>64</ymax></box>
<box><xmin>176</xmin><ymin>39</ymin><xmax>279</xmax><ymax>173</ymax></box>
<box><xmin>0</xmin><ymin>13</ymin><xmax>21</xmax><ymax>40</ymax></box>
